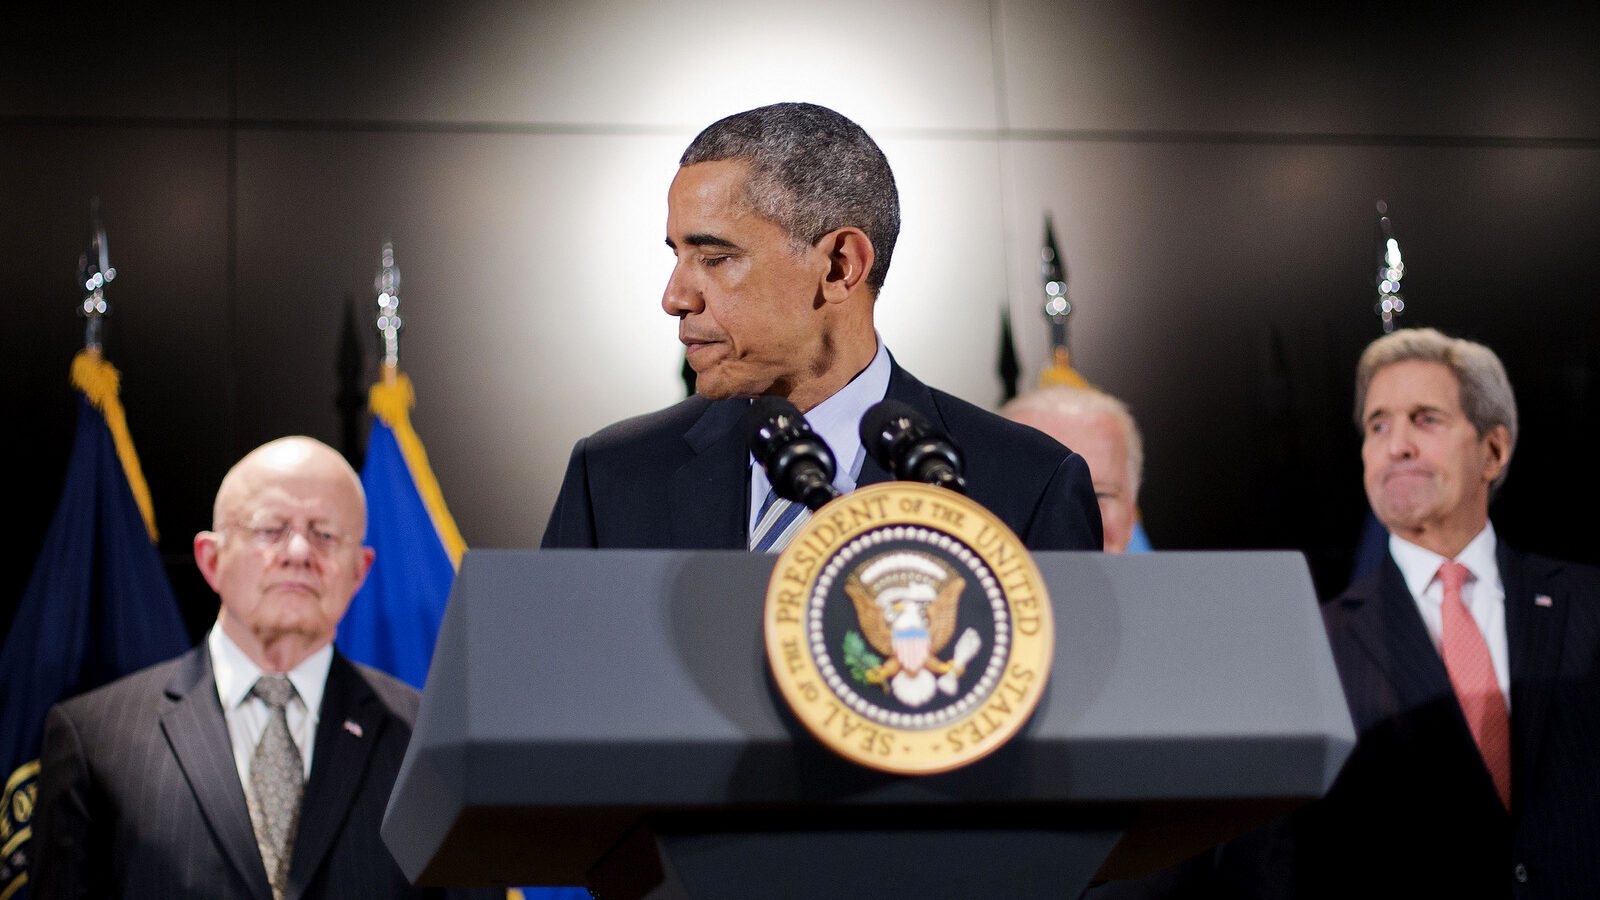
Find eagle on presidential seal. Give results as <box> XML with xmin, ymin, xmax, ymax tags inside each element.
<box><xmin>844</xmin><ymin>550</ymin><xmax>983</xmax><ymax>707</ymax></box>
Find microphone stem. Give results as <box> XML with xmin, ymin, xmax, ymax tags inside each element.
<box><xmin>794</xmin><ymin>471</ymin><xmax>841</xmax><ymax>510</ymax></box>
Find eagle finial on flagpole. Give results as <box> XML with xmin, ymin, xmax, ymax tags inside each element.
<box><xmin>1374</xmin><ymin>202</ymin><xmax>1406</xmax><ymax>334</ymax></box>
<box><xmin>375</xmin><ymin>241</ymin><xmax>403</xmax><ymax>382</ymax></box>
<box><xmin>78</xmin><ymin>198</ymin><xmax>116</xmax><ymax>353</ymax></box>
<box><xmin>1037</xmin><ymin>214</ymin><xmax>1088</xmax><ymax>388</ymax></box>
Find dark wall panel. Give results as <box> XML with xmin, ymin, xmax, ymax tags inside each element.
<box><xmin>229</xmin><ymin>127</ymin><xmax>690</xmax><ymax>554</ymax></box>
<box><xmin>1</xmin><ymin>124</ymin><xmax>231</xmax><ymax>637</ymax></box>
<box><xmin>0</xmin><ymin>4</ymin><xmax>231</xmax><ymax>118</ymax></box>
<box><xmin>1005</xmin><ymin>137</ymin><xmax>1600</xmax><ymax>594</ymax></box>
<box><xmin>1003</xmin><ymin>2</ymin><xmax>1600</xmax><ymax>139</ymax></box>
<box><xmin>5</xmin><ymin>1</ymin><xmax>1599</xmax><ymax>639</ymax></box>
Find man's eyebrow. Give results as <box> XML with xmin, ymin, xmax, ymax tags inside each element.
<box><xmin>666</xmin><ymin>233</ymin><xmax>740</xmax><ymax>251</ymax></box>
<box><xmin>1364</xmin><ymin>403</ymin><xmax>1443</xmax><ymax>425</ymax></box>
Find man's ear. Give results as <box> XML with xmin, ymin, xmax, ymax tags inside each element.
<box><xmin>352</xmin><ymin>546</ymin><xmax>376</xmax><ymax>593</ymax></box>
<box><xmin>820</xmin><ymin>227</ymin><xmax>875</xmax><ymax>303</ymax></box>
<box><xmin>1481</xmin><ymin>424</ymin><xmax>1511</xmax><ymax>484</ymax></box>
<box><xmin>195</xmin><ymin>531</ymin><xmax>224</xmax><ymax>593</ymax></box>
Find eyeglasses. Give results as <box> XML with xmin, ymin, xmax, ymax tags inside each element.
<box><xmin>227</xmin><ymin>521</ymin><xmax>356</xmax><ymax>555</ymax></box>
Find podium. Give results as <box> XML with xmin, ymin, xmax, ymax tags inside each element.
<box><xmin>383</xmin><ymin>550</ymin><xmax>1353</xmax><ymax>898</ymax></box>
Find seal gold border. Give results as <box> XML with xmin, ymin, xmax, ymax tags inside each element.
<box><xmin>764</xmin><ymin>482</ymin><xmax>1054</xmax><ymax>775</ymax></box>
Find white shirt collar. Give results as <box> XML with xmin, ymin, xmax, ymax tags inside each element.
<box><xmin>209</xmin><ymin>622</ymin><xmax>334</xmax><ymax>716</ymax></box>
<box><xmin>1389</xmin><ymin>522</ymin><xmax>1498</xmax><ymax>597</ymax></box>
<box><xmin>748</xmin><ymin>337</ymin><xmax>892</xmax><ymax>520</ymax></box>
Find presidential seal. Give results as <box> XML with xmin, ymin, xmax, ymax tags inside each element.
<box><xmin>764</xmin><ymin>482</ymin><xmax>1053</xmax><ymax>774</ymax></box>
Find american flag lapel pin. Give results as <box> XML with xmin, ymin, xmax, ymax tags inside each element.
<box><xmin>1535</xmin><ymin>594</ymin><xmax>1554</xmax><ymax>608</ymax></box>
<box><xmin>343</xmin><ymin>719</ymin><xmax>364</xmax><ymax>738</ymax></box>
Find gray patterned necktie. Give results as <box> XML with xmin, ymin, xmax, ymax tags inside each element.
<box><xmin>248</xmin><ymin>676</ymin><xmax>304</xmax><ymax>900</ymax></box>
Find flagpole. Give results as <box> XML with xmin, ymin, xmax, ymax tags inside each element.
<box><xmin>78</xmin><ymin>197</ymin><xmax>116</xmax><ymax>352</ymax></box>
<box><xmin>1374</xmin><ymin>201</ymin><xmax>1406</xmax><ymax>333</ymax></box>
<box><xmin>1350</xmin><ymin>202</ymin><xmax>1410</xmax><ymax>586</ymax></box>
<box><xmin>376</xmin><ymin>240</ymin><xmax>403</xmax><ymax>385</ymax></box>
<box><xmin>70</xmin><ymin>201</ymin><xmax>159</xmax><ymax>542</ymax></box>
<box><xmin>365</xmin><ymin>243</ymin><xmax>465</xmax><ymax>566</ymax></box>
<box><xmin>1038</xmin><ymin>214</ymin><xmax>1088</xmax><ymax>388</ymax></box>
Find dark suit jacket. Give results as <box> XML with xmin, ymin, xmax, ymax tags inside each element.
<box><xmin>1292</xmin><ymin>542</ymin><xmax>1600</xmax><ymax>898</ymax></box>
<box><xmin>1084</xmin><ymin>542</ymin><xmax>1600</xmax><ymax>900</ymax></box>
<box><xmin>541</xmin><ymin>360</ymin><xmax>1102</xmax><ymax>550</ymax></box>
<box><xmin>30</xmin><ymin>643</ymin><xmax>495</xmax><ymax>900</ymax></box>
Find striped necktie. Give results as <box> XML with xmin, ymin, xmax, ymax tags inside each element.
<box><xmin>1437</xmin><ymin>561</ymin><xmax>1512</xmax><ymax>810</ymax></box>
<box><xmin>750</xmin><ymin>486</ymin><xmax>809</xmax><ymax>552</ymax></box>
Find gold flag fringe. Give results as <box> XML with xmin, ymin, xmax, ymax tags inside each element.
<box><xmin>1038</xmin><ymin>346</ymin><xmax>1090</xmax><ymax>389</ymax></box>
<box><xmin>368</xmin><ymin>367</ymin><xmax>467</xmax><ymax>570</ymax></box>
<box><xmin>69</xmin><ymin>349</ymin><xmax>159</xmax><ymax>542</ymax></box>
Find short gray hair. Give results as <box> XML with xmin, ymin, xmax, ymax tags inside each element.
<box><xmin>680</xmin><ymin>102</ymin><xmax>900</xmax><ymax>293</ymax></box>
<box><xmin>1354</xmin><ymin>327</ymin><xmax>1517</xmax><ymax>492</ymax></box>
<box><xmin>1001</xmin><ymin>386</ymin><xmax>1144</xmax><ymax>501</ymax></box>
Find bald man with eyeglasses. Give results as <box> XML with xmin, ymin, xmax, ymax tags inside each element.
<box><xmin>31</xmin><ymin>436</ymin><xmax>494</xmax><ymax>900</ymax></box>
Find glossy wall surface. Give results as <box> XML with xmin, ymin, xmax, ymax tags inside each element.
<box><xmin>4</xmin><ymin>2</ymin><xmax>1598</xmax><ymax>636</ymax></box>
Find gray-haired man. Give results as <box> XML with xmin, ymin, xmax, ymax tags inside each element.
<box><xmin>1298</xmin><ymin>327</ymin><xmax>1600</xmax><ymax>896</ymax></box>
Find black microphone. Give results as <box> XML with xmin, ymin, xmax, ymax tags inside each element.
<box><xmin>742</xmin><ymin>396</ymin><xmax>842</xmax><ymax>511</ymax></box>
<box><xmin>859</xmin><ymin>399</ymin><xmax>968</xmax><ymax>494</ymax></box>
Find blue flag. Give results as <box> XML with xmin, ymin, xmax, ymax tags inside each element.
<box><xmin>337</xmin><ymin>372</ymin><xmax>464</xmax><ymax>690</ymax></box>
<box><xmin>338</xmin><ymin>419</ymin><xmax>455</xmax><ymax>689</ymax></box>
<box><xmin>0</xmin><ymin>353</ymin><xmax>190</xmax><ymax>900</ymax></box>
<box><xmin>337</xmin><ymin>374</ymin><xmax>586</xmax><ymax>899</ymax></box>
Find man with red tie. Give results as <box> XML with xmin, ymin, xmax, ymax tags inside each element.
<box><xmin>1299</xmin><ymin>328</ymin><xmax>1600</xmax><ymax>897</ymax></box>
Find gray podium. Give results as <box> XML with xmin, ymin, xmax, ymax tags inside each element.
<box><xmin>383</xmin><ymin>550</ymin><xmax>1353</xmax><ymax>898</ymax></box>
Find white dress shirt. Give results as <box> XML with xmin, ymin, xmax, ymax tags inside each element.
<box><xmin>1388</xmin><ymin>524</ymin><xmax>1511</xmax><ymax>708</ymax></box>
<box><xmin>746</xmin><ymin>337</ymin><xmax>892</xmax><ymax>540</ymax></box>
<box><xmin>208</xmin><ymin>623</ymin><xmax>333</xmax><ymax>784</ymax></box>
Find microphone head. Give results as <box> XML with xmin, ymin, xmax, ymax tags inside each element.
<box><xmin>742</xmin><ymin>395</ymin><xmax>838</xmax><ymax>506</ymax></box>
<box><xmin>743</xmin><ymin>395</ymin><xmax>813</xmax><ymax>465</ymax></box>
<box><xmin>859</xmin><ymin>399</ymin><xmax>929</xmax><ymax>471</ymax></box>
<box><xmin>859</xmin><ymin>399</ymin><xmax>967</xmax><ymax>493</ymax></box>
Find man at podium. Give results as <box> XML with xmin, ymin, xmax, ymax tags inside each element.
<box><xmin>542</xmin><ymin>102</ymin><xmax>1101</xmax><ymax>553</ymax></box>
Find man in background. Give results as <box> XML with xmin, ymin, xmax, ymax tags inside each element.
<box><xmin>1002</xmin><ymin>385</ymin><xmax>1143</xmax><ymax>553</ymax></box>
<box><xmin>542</xmin><ymin>102</ymin><xmax>1100</xmax><ymax>552</ymax></box>
<box><xmin>1297</xmin><ymin>327</ymin><xmax>1600</xmax><ymax>896</ymax></box>
<box><xmin>32</xmin><ymin>436</ymin><xmax>492</xmax><ymax>899</ymax></box>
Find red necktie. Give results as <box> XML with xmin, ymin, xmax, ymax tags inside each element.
<box><xmin>1437</xmin><ymin>561</ymin><xmax>1512</xmax><ymax>810</ymax></box>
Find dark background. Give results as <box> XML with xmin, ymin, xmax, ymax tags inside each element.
<box><xmin>4</xmin><ymin>2</ymin><xmax>1598</xmax><ymax>643</ymax></box>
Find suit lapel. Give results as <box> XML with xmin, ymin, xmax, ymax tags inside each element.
<box><xmin>1501</xmin><ymin>544</ymin><xmax>1568</xmax><ymax>803</ymax></box>
<box><xmin>856</xmin><ymin>447</ymin><xmax>892</xmax><ymax>487</ymax></box>
<box><xmin>670</xmin><ymin>399</ymin><xmax>751</xmax><ymax>548</ymax></box>
<box><xmin>160</xmin><ymin>647</ymin><xmax>274</xmax><ymax>900</ymax></box>
<box><xmin>1342</xmin><ymin>549</ymin><xmax>1534</xmax><ymax>811</ymax></box>
<box><xmin>286</xmin><ymin>653</ymin><xmax>386</xmax><ymax>899</ymax></box>
<box><xmin>1344</xmin><ymin>557</ymin><xmax>1456</xmax><ymax>714</ymax></box>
